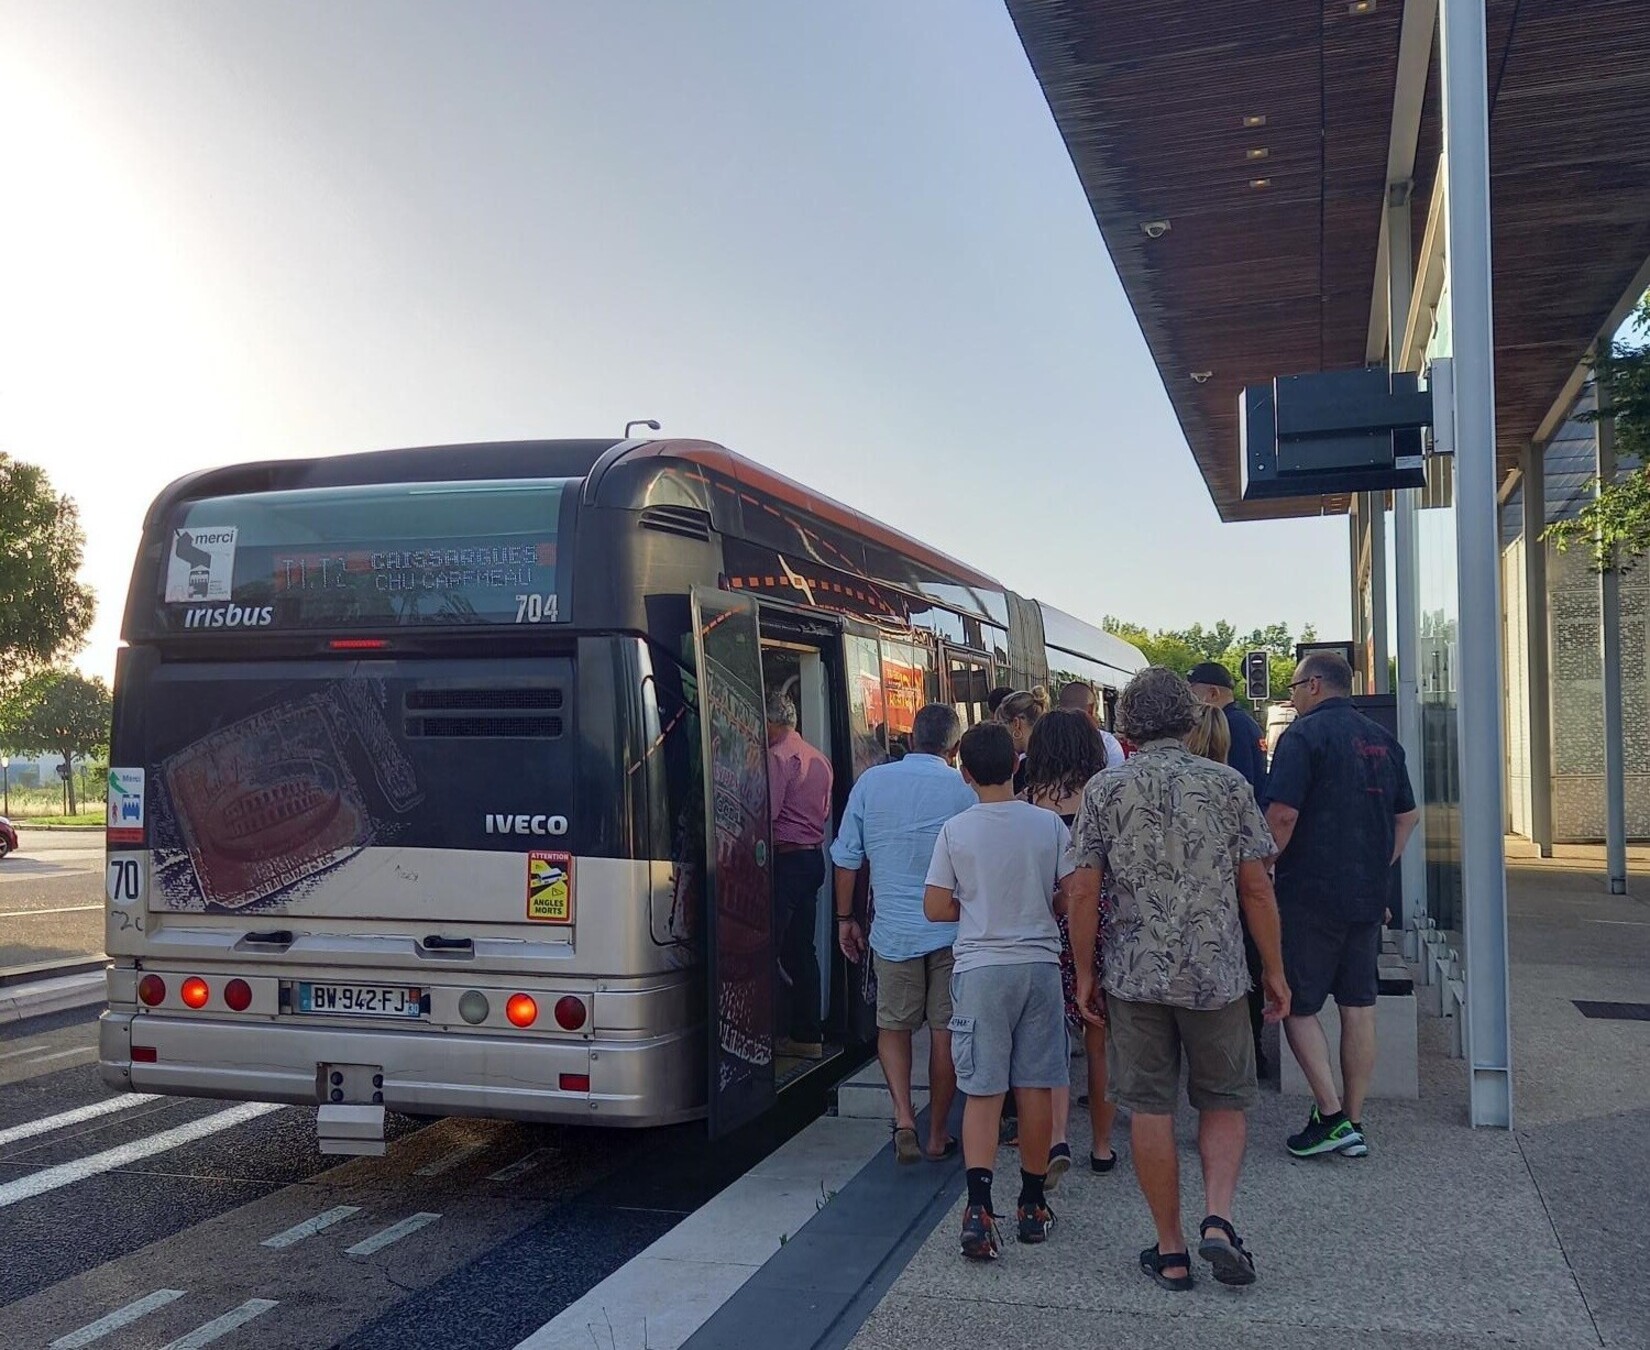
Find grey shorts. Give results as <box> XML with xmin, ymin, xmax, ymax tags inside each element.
<box><xmin>1106</xmin><ymin>996</ymin><xmax>1257</xmax><ymax>1115</ymax></box>
<box><xmin>947</xmin><ymin>962</ymin><xmax>1067</xmax><ymax>1097</ymax></box>
<box><xmin>874</xmin><ymin>948</ymin><xmax>954</xmax><ymax>1032</ymax></box>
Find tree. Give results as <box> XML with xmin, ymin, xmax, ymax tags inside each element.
<box><xmin>1103</xmin><ymin>616</ymin><xmax>1319</xmax><ymax>704</ymax></box>
<box><xmin>1544</xmin><ymin>293</ymin><xmax>1650</xmax><ymax>571</ymax></box>
<box><xmin>0</xmin><ymin>454</ymin><xmax>96</xmax><ymax>687</ymax></box>
<box><xmin>0</xmin><ymin>670</ymin><xmax>113</xmax><ymax>814</ymax></box>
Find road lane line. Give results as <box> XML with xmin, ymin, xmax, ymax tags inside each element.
<box><xmin>49</xmin><ymin>1289</ymin><xmax>188</xmax><ymax>1349</ymax></box>
<box><xmin>158</xmin><ymin>1299</ymin><xmax>279</xmax><ymax>1350</ymax></box>
<box><xmin>414</xmin><ymin>1142</ymin><xmax>486</xmax><ymax>1176</ymax></box>
<box><xmin>488</xmin><ymin>1149</ymin><xmax>549</xmax><ymax>1182</ymax></box>
<box><xmin>0</xmin><ymin>1093</ymin><xmax>161</xmax><ymax>1148</ymax></box>
<box><xmin>0</xmin><ymin>903</ymin><xmax>104</xmax><ymax>917</ymax></box>
<box><xmin>24</xmin><ymin>1047</ymin><xmax>97</xmax><ymax>1065</ymax></box>
<box><xmin>0</xmin><ymin>1101</ymin><xmax>282</xmax><ymax>1210</ymax></box>
<box><xmin>345</xmin><ymin>1212</ymin><xmax>441</xmax><ymax>1256</ymax></box>
<box><xmin>261</xmin><ymin>1204</ymin><xmax>362</xmax><ymax>1249</ymax></box>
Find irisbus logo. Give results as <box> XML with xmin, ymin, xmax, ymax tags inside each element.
<box><xmin>182</xmin><ymin>604</ymin><xmax>275</xmax><ymax>629</ymax></box>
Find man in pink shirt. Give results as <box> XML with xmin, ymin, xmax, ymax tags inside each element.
<box><xmin>767</xmin><ymin>691</ymin><xmax>835</xmax><ymax>1059</ymax></box>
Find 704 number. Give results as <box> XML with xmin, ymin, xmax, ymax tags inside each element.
<box><xmin>514</xmin><ymin>593</ymin><xmax>558</xmax><ymax>624</ymax></box>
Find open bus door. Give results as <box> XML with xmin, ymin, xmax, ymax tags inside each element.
<box><xmin>690</xmin><ymin>586</ymin><xmax>777</xmax><ymax>1137</ymax></box>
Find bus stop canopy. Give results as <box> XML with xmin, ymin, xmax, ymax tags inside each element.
<box><xmin>1006</xmin><ymin>0</ymin><xmax>1650</xmax><ymax>521</ymax></box>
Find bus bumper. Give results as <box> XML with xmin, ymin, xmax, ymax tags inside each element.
<box><xmin>98</xmin><ymin>1011</ymin><xmax>705</xmax><ymax>1128</ymax></box>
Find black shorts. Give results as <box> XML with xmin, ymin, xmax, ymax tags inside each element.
<box><xmin>1280</xmin><ymin>906</ymin><xmax>1381</xmax><ymax>1017</ymax></box>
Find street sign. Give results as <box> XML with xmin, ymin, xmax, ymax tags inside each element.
<box><xmin>1244</xmin><ymin>650</ymin><xmax>1270</xmax><ymax>701</ymax></box>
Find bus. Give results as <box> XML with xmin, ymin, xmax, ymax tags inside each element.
<box><xmin>100</xmin><ymin>437</ymin><xmax>1145</xmax><ymax>1150</ymax></box>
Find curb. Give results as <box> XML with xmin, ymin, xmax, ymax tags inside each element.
<box><xmin>14</xmin><ymin>823</ymin><xmax>105</xmax><ymax>832</ymax></box>
<box><xmin>0</xmin><ymin>969</ymin><xmax>106</xmax><ymax>1024</ymax></box>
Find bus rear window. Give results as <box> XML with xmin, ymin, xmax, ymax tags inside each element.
<box><xmin>157</xmin><ymin>478</ymin><xmax>571</xmax><ymax>632</ymax></box>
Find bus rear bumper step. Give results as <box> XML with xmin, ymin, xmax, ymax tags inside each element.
<box><xmin>318</xmin><ymin>1104</ymin><xmax>387</xmax><ymax>1156</ymax></box>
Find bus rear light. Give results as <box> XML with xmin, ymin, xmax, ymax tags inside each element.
<box><xmin>137</xmin><ymin>975</ymin><xmax>166</xmax><ymax>1007</ymax></box>
<box><xmin>328</xmin><ymin>638</ymin><xmax>389</xmax><ymax>651</ymax></box>
<box><xmin>553</xmin><ymin>996</ymin><xmax>587</xmax><ymax>1031</ymax></box>
<box><xmin>132</xmin><ymin>1045</ymin><xmax>157</xmax><ymax>1063</ymax></box>
<box><xmin>506</xmin><ymin>993</ymin><xmax>538</xmax><ymax>1028</ymax></box>
<box><xmin>224</xmin><ymin>979</ymin><xmax>253</xmax><ymax>1012</ymax></box>
<box><xmin>458</xmin><ymin>991</ymin><xmax>490</xmax><ymax>1025</ymax></box>
<box><xmin>181</xmin><ymin>977</ymin><xmax>210</xmax><ymax>1010</ymax></box>
<box><xmin>558</xmin><ymin>1073</ymin><xmax>590</xmax><ymax>1093</ymax></box>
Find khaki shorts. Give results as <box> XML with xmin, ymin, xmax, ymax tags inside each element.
<box><xmin>873</xmin><ymin>948</ymin><xmax>955</xmax><ymax>1032</ymax></box>
<box><xmin>1106</xmin><ymin>996</ymin><xmax>1257</xmax><ymax>1115</ymax></box>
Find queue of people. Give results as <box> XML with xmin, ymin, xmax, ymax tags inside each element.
<box><xmin>775</xmin><ymin>655</ymin><xmax>1417</xmax><ymax>1289</ymax></box>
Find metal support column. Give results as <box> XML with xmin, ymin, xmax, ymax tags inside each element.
<box><xmin>1441</xmin><ymin>0</ymin><xmax>1513</xmax><ymax>1127</ymax></box>
<box><xmin>1597</xmin><ymin>386</ymin><xmax>1629</xmax><ymax>894</ymax></box>
<box><xmin>1350</xmin><ymin>496</ymin><xmax>1365</xmax><ymax>665</ymax></box>
<box><xmin>1370</xmin><ymin>492</ymin><xmax>1391</xmax><ymax>692</ymax></box>
<box><xmin>1388</xmin><ymin>187</ymin><xmax>1428</xmax><ymax>924</ymax></box>
<box><xmin>1522</xmin><ymin>441</ymin><xmax>1554</xmax><ymax>856</ymax></box>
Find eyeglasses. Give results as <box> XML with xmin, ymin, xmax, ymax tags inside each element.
<box><xmin>1288</xmin><ymin>676</ymin><xmax>1318</xmax><ymax>690</ymax></box>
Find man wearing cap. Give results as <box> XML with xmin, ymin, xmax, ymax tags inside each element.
<box><xmin>1186</xmin><ymin>662</ymin><xmax>1268</xmax><ymax>805</ymax></box>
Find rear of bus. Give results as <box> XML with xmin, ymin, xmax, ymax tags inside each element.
<box><xmin>99</xmin><ymin>443</ymin><xmax>708</xmax><ymax>1148</ymax></box>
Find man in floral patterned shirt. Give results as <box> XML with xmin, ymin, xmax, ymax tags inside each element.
<box><xmin>1065</xmin><ymin>667</ymin><xmax>1290</xmax><ymax>1292</ymax></box>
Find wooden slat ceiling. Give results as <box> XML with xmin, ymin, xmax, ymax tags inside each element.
<box><xmin>1008</xmin><ymin>0</ymin><xmax>1650</xmax><ymax>522</ymax></box>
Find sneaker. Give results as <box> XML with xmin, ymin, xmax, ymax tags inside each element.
<box><xmin>960</xmin><ymin>1204</ymin><xmax>1001</xmax><ymax>1261</ymax></box>
<box><xmin>1045</xmin><ymin>1142</ymin><xmax>1072</xmax><ymax>1192</ymax></box>
<box><xmin>1342</xmin><ymin>1120</ymin><xmax>1370</xmax><ymax>1158</ymax></box>
<box><xmin>1286</xmin><ymin>1106</ymin><xmax>1363</xmax><ymax>1158</ymax></box>
<box><xmin>1017</xmin><ymin>1201</ymin><xmax>1056</xmax><ymax>1244</ymax></box>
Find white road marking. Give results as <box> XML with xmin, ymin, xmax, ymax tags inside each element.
<box><xmin>414</xmin><ymin>1142</ymin><xmax>485</xmax><ymax>1176</ymax></box>
<box><xmin>0</xmin><ymin>1093</ymin><xmax>161</xmax><ymax>1148</ymax></box>
<box><xmin>261</xmin><ymin>1204</ymin><xmax>362</xmax><ymax>1249</ymax></box>
<box><xmin>0</xmin><ymin>903</ymin><xmax>104</xmax><ymax>917</ymax></box>
<box><xmin>345</xmin><ymin>1212</ymin><xmax>441</xmax><ymax>1256</ymax></box>
<box><xmin>158</xmin><ymin>1299</ymin><xmax>278</xmax><ymax>1350</ymax></box>
<box><xmin>49</xmin><ymin>1288</ymin><xmax>187</xmax><ymax>1349</ymax></box>
<box><xmin>488</xmin><ymin>1149</ymin><xmax>549</xmax><ymax>1182</ymax></box>
<box><xmin>1585</xmin><ymin>918</ymin><xmax>1650</xmax><ymax>927</ymax></box>
<box><xmin>23</xmin><ymin>1046</ymin><xmax>97</xmax><ymax>1066</ymax></box>
<box><xmin>0</xmin><ymin>1101</ymin><xmax>281</xmax><ymax>1210</ymax></box>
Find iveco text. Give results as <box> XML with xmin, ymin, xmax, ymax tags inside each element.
<box><xmin>484</xmin><ymin>814</ymin><xmax>569</xmax><ymax>835</ymax></box>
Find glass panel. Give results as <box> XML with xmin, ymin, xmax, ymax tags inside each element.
<box><xmin>844</xmin><ymin>634</ymin><xmax>889</xmax><ymax>777</ymax></box>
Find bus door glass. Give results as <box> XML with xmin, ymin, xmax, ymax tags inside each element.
<box><xmin>945</xmin><ymin>650</ymin><xmax>992</xmax><ymax>725</ymax></box>
<box><xmin>690</xmin><ymin>586</ymin><xmax>776</xmax><ymax>1137</ymax></box>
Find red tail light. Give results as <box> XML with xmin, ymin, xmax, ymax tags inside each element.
<box><xmin>506</xmin><ymin>993</ymin><xmax>538</xmax><ymax>1028</ymax></box>
<box><xmin>224</xmin><ymin>979</ymin><xmax>253</xmax><ymax>1012</ymax></box>
<box><xmin>554</xmin><ymin>996</ymin><xmax>587</xmax><ymax>1031</ymax></box>
<box><xmin>137</xmin><ymin>975</ymin><xmax>166</xmax><ymax>1006</ymax></box>
<box><xmin>558</xmin><ymin>1073</ymin><xmax>590</xmax><ymax>1093</ymax></box>
<box><xmin>181</xmin><ymin>977</ymin><xmax>210</xmax><ymax>1009</ymax></box>
<box><xmin>132</xmin><ymin>1045</ymin><xmax>157</xmax><ymax>1063</ymax></box>
<box><xmin>328</xmin><ymin>638</ymin><xmax>388</xmax><ymax>651</ymax></box>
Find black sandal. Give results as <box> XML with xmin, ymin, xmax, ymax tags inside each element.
<box><xmin>1139</xmin><ymin>1245</ymin><xmax>1193</xmax><ymax>1291</ymax></box>
<box><xmin>1197</xmin><ymin>1214</ymin><xmax>1257</xmax><ymax>1286</ymax></box>
<box><xmin>1089</xmin><ymin>1151</ymin><xmax>1117</xmax><ymax>1174</ymax></box>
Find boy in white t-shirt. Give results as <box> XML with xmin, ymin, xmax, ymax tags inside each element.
<box><xmin>923</xmin><ymin>720</ymin><xmax>1074</xmax><ymax>1260</ymax></box>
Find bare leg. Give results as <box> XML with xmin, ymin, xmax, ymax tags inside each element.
<box><xmin>927</xmin><ymin>1028</ymin><xmax>958</xmax><ymax>1155</ymax></box>
<box><xmin>1014</xmin><ymin>1086</ymin><xmax>1053</xmax><ymax>1176</ymax></box>
<box><xmin>1284</xmin><ymin>1014</ymin><xmax>1343</xmax><ymax>1115</ymax></box>
<box><xmin>962</xmin><ymin>1091</ymin><xmax>1005</xmax><ymax>1174</ymax></box>
<box><xmin>1339</xmin><ymin>1004</ymin><xmax>1378</xmax><ymax>1122</ymax></box>
<box><xmin>1130</xmin><ymin>1112</ymin><xmax>1183</xmax><ymax>1254</ymax></box>
<box><xmin>878</xmin><ymin>1029</ymin><xmax>916</xmax><ymax>1131</ymax></box>
<box><xmin>1197</xmin><ymin>1108</ymin><xmax>1247</xmax><ymax>1233</ymax></box>
<box><xmin>1085</xmin><ymin>1024</ymin><xmax>1117</xmax><ymax>1159</ymax></box>
<box><xmin>1050</xmin><ymin>1084</ymin><xmax>1070</xmax><ymax>1150</ymax></box>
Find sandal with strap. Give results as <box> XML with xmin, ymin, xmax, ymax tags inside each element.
<box><xmin>1139</xmin><ymin>1245</ymin><xmax>1194</xmax><ymax>1291</ymax></box>
<box><xmin>892</xmin><ymin>1125</ymin><xmax>922</xmax><ymax>1164</ymax></box>
<box><xmin>1197</xmin><ymin>1214</ymin><xmax>1257</xmax><ymax>1286</ymax></box>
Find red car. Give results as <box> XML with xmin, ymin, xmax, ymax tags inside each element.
<box><xmin>0</xmin><ymin>816</ymin><xmax>17</xmax><ymax>860</ymax></box>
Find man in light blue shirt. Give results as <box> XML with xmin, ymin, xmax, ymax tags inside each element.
<box><xmin>832</xmin><ymin>703</ymin><xmax>976</xmax><ymax>1162</ymax></box>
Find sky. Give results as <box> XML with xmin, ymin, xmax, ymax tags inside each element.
<box><xmin>0</xmin><ymin>0</ymin><xmax>1348</xmax><ymax>683</ymax></box>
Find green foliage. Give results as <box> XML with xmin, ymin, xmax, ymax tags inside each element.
<box><xmin>0</xmin><ymin>455</ymin><xmax>96</xmax><ymax>687</ymax></box>
<box><xmin>0</xmin><ymin>670</ymin><xmax>113</xmax><ymax>815</ymax></box>
<box><xmin>1102</xmin><ymin>616</ymin><xmax>1319</xmax><ymax>705</ymax></box>
<box><xmin>1544</xmin><ymin>295</ymin><xmax>1650</xmax><ymax>571</ymax></box>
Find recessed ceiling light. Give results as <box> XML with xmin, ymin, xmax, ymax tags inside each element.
<box><xmin>1140</xmin><ymin>219</ymin><xmax>1171</xmax><ymax>238</ymax></box>
<box><xmin>1348</xmin><ymin>0</ymin><xmax>1376</xmax><ymax>13</ymax></box>
<box><xmin>1249</xmin><ymin>177</ymin><xmax>1272</xmax><ymax>189</ymax></box>
<box><xmin>1190</xmin><ymin>371</ymin><xmax>1213</xmax><ymax>384</ymax></box>
<box><xmin>1243</xmin><ymin>114</ymin><xmax>1268</xmax><ymax>129</ymax></box>
<box><xmin>1246</xmin><ymin>147</ymin><xmax>1270</xmax><ymax>161</ymax></box>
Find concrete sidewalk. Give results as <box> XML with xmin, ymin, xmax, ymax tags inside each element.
<box><xmin>841</xmin><ymin>858</ymin><xmax>1650</xmax><ymax>1349</ymax></box>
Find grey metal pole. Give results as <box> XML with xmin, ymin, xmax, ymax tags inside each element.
<box><xmin>1388</xmin><ymin>190</ymin><xmax>1428</xmax><ymax>925</ymax></box>
<box><xmin>1441</xmin><ymin>0</ymin><xmax>1514</xmax><ymax>1127</ymax></box>
<box><xmin>1371</xmin><ymin>492</ymin><xmax>1391</xmax><ymax>693</ymax></box>
<box><xmin>1596</xmin><ymin>382</ymin><xmax>1629</xmax><ymax>894</ymax></box>
<box><xmin>1350</xmin><ymin>498</ymin><xmax>1365</xmax><ymax>672</ymax></box>
<box><xmin>1523</xmin><ymin>442</ymin><xmax>1554</xmax><ymax>857</ymax></box>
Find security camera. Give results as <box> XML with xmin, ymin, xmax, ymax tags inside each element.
<box><xmin>1140</xmin><ymin>220</ymin><xmax>1171</xmax><ymax>239</ymax></box>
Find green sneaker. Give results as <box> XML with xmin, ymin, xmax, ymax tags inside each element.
<box><xmin>1286</xmin><ymin>1107</ymin><xmax>1364</xmax><ymax>1158</ymax></box>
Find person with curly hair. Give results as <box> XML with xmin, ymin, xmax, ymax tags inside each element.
<box><xmin>1022</xmin><ymin>708</ymin><xmax>1117</xmax><ymax>1185</ymax></box>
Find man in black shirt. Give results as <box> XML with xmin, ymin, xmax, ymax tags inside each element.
<box><xmin>1265</xmin><ymin>652</ymin><xmax>1419</xmax><ymax>1160</ymax></box>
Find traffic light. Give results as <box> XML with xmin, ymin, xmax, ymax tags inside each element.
<box><xmin>1244</xmin><ymin>650</ymin><xmax>1270</xmax><ymax>701</ymax></box>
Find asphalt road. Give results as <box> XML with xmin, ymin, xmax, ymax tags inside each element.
<box><xmin>0</xmin><ymin>829</ymin><xmax>105</xmax><ymax>970</ymax></box>
<box><xmin>0</xmin><ymin>1005</ymin><xmax>832</xmax><ymax>1349</ymax></box>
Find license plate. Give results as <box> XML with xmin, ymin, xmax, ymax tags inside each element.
<box><xmin>297</xmin><ymin>983</ymin><xmax>423</xmax><ymax>1018</ymax></box>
